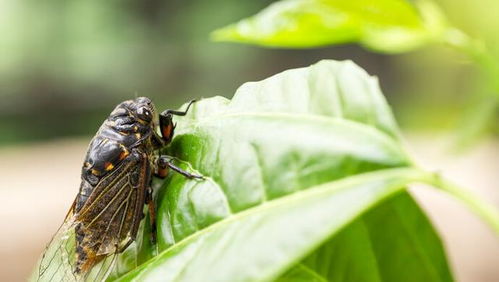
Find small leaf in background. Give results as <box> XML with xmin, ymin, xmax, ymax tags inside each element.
<box><xmin>211</xmin><ymin>0</ymin><xmax>448</xmax><ymax>53</ymax></box>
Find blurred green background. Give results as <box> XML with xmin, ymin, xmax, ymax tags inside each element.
<box><xmin>1</xmin><ymin>1</ymin><xmax>498</xmax><ymax>282</ymax></box>
<box><xmin>0</xmin><ymin>0</ymin><xmax>497</xmax><ymax>145</ymax></box>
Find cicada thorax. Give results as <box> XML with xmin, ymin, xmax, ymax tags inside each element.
<box><xmin>72</xmin><ymin>97</ymin><xmax>157</xmax><ymax>276</ymax></box>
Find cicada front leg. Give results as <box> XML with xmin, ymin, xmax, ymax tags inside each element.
<box><xmin>151</xmin><ymin>99</ymin><xmax>197</xmax><ymax>150</ymax></box>
<box><xmin>158</xmin><ymin>99</ymin><xmax>196</xmax><ymax>144</ymax></box>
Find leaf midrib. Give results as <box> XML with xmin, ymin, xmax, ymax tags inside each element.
<box><xmin>178</xmin><ymin>111</ymin><xmax>410</xmax><ymax>164</ymax></box>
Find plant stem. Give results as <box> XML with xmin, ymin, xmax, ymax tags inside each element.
<box><xmin>422</xmin><ymin>171</ymin><xmax>499</xmax><ymax>235</ymax></box>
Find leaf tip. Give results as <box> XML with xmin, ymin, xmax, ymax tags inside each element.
<box><xmin>210</xmin><ymin>26</ymin><xmax>239</xmax><ymax>43</ymax></box>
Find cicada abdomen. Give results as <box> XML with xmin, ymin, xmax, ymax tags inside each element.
<box><xmin>34</xmin><ymin>97</ymin><xmax>201</xmax><ymax>281</ymax></box>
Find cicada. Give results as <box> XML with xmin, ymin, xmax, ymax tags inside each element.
<box><xmin>35</xmin><ymin>97</ymin><xmax>201</xmax><ymax>281</ymax></box>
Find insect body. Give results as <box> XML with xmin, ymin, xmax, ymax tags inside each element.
<box><xmin>36</xmin><ymin>97</ymin><xmax>200</xmax><ymax>281</ymax></box>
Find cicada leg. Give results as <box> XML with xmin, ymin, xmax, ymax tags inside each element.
<box><xmin>145</xmin><ymin>186</ymin><xmax>157</xmax><ymax>244</ymax></box>
<box><xmin>149</xmin><ymin>156</ymin><xmax>202</xmax><ymax>244</ymax></box>
<box><xmin>158</xmin><ymin>100</ymin><xmax>197</xmax><ymax>144</ymax></box>
<box><xmin>156</xmin><ymin>156</ymin><xmax>203</xmax><ymax>179</ymax></box>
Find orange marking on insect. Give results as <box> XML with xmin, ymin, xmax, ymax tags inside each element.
<box><xmin>133</xmin><ymin>126</ymin><xmax>138</xmax><ymax>132</ymax></box>
<box><xmin>158</xmin><ymin>166</ymin><xmax>169</xmax><ymax>178</ymax></box>
<box><xmin>104</xmin><ymin>162</ymin><xmax>114</xmax><ymax>171</ymax></box>
<box><xmin>91</xmin><ymin>169</ymin><xmax>101</xmax><ymax>176</ymax></box>
<box><xmin>135</xmin><ymin>133</ymin><xmax>141</xmax><ymax>139</ymax></box>
<box><xmin>118</xmin><ymin>149</ymin><xmax>129</xmax><ymax>161</ymax></box>
<box><xmin>84</xmin><ymin>162</ymin><xmax>91</xmax><ymax>168</ymax></box>
<box><xmin>161</xmin><ymin>124</ymin><xmax>173</xmax><ymax>140</ymax></box>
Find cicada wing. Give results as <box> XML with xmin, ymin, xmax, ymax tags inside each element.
<box><xmin>35</xmin><ymin>150</ymin><xmax>150</xmax><ymax>282</ymax></box>
<box><xmin>75</xmin><ymin>150</ymin><xmax>149</xmax><ymax>281</ymax></box>
<box><xmin>34</xmin><ymin>216</ymin><xmax>79</xmax><ymax>282</ymax></box>
<box><xmin>33</xmin><ymin>202</ymin><xmax>129</xmax><ymax>282</ymax></box>
<box><xmin>79</xmin><ymin>186</ymin><xmax>138</xmax><ymax>282</ymax></box>
<box><xmin>83</xmin><ymin>252</ymin><xmax>119</xmax><ymax>282</ymax></box>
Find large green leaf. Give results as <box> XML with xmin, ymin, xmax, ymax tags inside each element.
<box><xmin>155</xmin><ymin>60</ymin><xmax>409</xmax><ymax>246</ymax></box>
<box><xmin>112</xmin><ymin>60</ymin><xmax>452</xmax><ymax>281</ymax></box>
<box><xmin>32</xmin><ymin>60</ymin><xmax>455</xmax><ymax>282</ymax></box>
<box><xmin>212</xmin><ymin>0</ymin><xmax>447</xmax><ymax>53</ymax></box>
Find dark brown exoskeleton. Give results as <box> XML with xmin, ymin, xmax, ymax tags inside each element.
<box><xmin>36</xmin><ymin>97</ymin><xmax>201</xmax><ymax>281</ymax></box>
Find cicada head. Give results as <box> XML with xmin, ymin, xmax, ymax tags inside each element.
<box><xmin>106</xmin><ymin>97</ymin><xmax>159</xmax><ymax>141</ymax></box>
<box><xmin>128</xmin><ymin>96</ymin><xmax>157</xmax><ymax>127</ymax></box>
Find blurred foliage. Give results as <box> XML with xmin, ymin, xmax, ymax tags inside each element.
<box><xmin>0</xmin><ymin>0</ymin><xmax>498</xmax><ymax>146</ymax></box>
<box><xmin>212</xmin><ymin>0</ymin><xmax>446</xmax><ymax>53</ymax></box>
<box><xmin>212</xmin><ymin>0</ymin><xmax>499</xmax><ymax>146</ymax></box>
<box><xmin>0</xmin><ymin>0</ymin><xmax>274</xmax><ymax>144</ymax></box>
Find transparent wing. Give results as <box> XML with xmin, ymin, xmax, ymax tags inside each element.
<box><xmin>34</xmin><ymin>151</ymin><xmax>149</xmax><ymax>282</ymax></box>
<box><xmin>33</xmin><ymin>205</ymin><xmax>127</xmax><ymax>282</ymax></box>
<box><xmin>33</xmin><ymin>152</ymin><xmax>148</xmax><ymax>282</ymax></box>
<box><xmin>34</xmin><ymin>214</ymin><xmax>78</xmax><ymax>282</ymax></box>
<box><xmin>33</xmin><ymin>214</ymin><xmax>128</xmax><ymax>282</ymax></box>
<box><xmin>83</xmin><ymin>250</ymin><xmax>119</xmax><ymax>282</ymax></box>
<box><xmin>34</xmin><ymin>192</ymin><xmax>139</xmax><ymax>282</ymax></box>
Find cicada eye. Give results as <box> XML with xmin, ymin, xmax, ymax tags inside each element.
<box><xmin>137</xmin><ymin>106</ymin><xmax>152</xmax><ymax>122</ymax></box>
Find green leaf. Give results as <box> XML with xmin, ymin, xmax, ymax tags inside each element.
<box><xmin>212</xmin><ymin>0</ymin><xmax>448</xmax><ymax>53</ymax></box>
<box><xmin>276</xmin><ymin>264</ymin><xmax>327</xmax><ymax>282</ymax></box>
<box><xmin>32</xmin><ymin>60</ymin><xmax>459</xmax><ymax>282</ymax></box>
<box><xmin>113</xmin><ymin>60</ymin><xmax>452</xmax><ymax>281</ymax></box>
<box><xmin>282</xmin><ymin>193</ymin><xmax>452</xmax><ymax>282</ymax></box>
<box><xmin>117</xmin><ymin>169</ymin><xmax>445</xmax><ymax>282</ymax></box>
